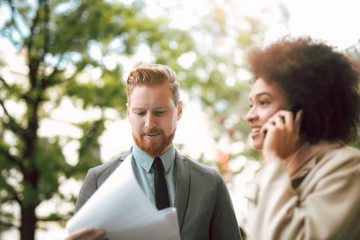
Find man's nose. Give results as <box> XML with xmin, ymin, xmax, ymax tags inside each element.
<box><xmin>145</xmin><ymin>113</ymin><xmax>157</xmax><ymax>129</ymax></box>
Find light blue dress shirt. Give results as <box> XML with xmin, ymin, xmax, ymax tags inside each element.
<box><xmin>132</xmin><ymin>144</ymin><xmax>177</xmax><ymax>207</ymax></box>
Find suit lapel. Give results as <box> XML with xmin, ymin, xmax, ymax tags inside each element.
<box><xmin>120</xmin><ymin>149</ymin><xmax>132</xmax><ymax>161</ymax></box>
<box><xmin>174</xmin><ymin>152</ymin><xmax>190</xmax><ymax>229</ymax></box>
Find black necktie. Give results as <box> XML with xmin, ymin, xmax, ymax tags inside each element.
<box><xmin>153</xmin><ymin>157</ymin><xmax>170</xmax><ymax>210</ymax></box>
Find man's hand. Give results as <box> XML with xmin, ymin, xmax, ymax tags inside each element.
<box><xmin>65</xmin><ymin>227</ymin><xmax>106</xmax><ymax>240</ymax></box>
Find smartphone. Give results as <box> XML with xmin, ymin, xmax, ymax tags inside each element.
<box><xmin>287</xmin><ymin>103</ymin><xmax>301</xmax><ymax>120</ymax></box>
<box><xmin>263</xmin><ymin>103</ymin><xmax>301</xmax><ymax>137</ymax></box>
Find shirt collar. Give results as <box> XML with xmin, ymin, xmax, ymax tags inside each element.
<box><xmin>132</xmin><ymin>144</ymin><xmax>176</xmax><ymax>173</ymax></box>
<box><xmin>286</xmin><ymin>141</ymin><xmax>342</xmax><ymax>177</ymax></box>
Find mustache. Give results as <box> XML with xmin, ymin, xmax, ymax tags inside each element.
<box><xmin>141</xmin><ymin>128</ymin><xmax>164</xmax><ymax>135</ymax></box>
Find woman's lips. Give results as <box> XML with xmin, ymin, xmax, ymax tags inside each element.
<box><xmin>250</xmin><ymin>127</ymin><xmax>261</xmax><ymax>138</ymax></box>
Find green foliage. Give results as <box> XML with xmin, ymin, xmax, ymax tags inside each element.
<box><xmin>35</xmin><ymin>138</ymin><xmax>66</xmax><ymax>200</ymax></box>
<box><xmin>0</xmin><ymin>0</ymin><xmax>283</xmax><ymax>238</ymax></box>
<box><xmin>352</xmin><ymin>140</ymin><xmax>360</xmax><ymax>149</ymax></box>
<box><xmin>0</xmin><ymin>0</ymin><xmax>205</xmax><ymax>239</ymax></box>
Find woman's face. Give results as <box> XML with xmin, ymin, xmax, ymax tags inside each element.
<box><xmin>245</xmin><ymin>78</ymin><xmax>289</xmax><ymax>150</ymax></box>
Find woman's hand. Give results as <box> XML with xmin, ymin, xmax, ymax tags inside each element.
<box><xmin>261</xmin><ymin>109</ymin><xmax>303</xmax><ymax>163</ymax></box>
<box><xmin>65</xmin><ymin>227</ymin><xmax>106</xmax><ymax>240</ymax></box>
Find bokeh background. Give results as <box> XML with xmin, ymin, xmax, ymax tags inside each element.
<box><xmin>1</xmin><ymin>0</ymin><xmax>360</xmax><ymax>239</ymax></box>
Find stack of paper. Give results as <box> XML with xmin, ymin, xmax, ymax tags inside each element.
<box><xmin>66</xmin><ymin>155</ymin><xmax>180</xmax><ymax>240</ymax></box>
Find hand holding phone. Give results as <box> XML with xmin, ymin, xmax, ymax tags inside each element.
<box><xmin>287</xmin><ymin>103</ymin><xmax>301</xmax><ymax>120</ymax></box>
<box><xmin>263</xmin><ymin>103</ymin><xmax>301</xmax><ymax>137</ymax></box>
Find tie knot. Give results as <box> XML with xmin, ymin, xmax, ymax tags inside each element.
<box><xmin>153</xmin><ymin>157</ymin><xmax>164</xmax><ymax>172</ymax></box>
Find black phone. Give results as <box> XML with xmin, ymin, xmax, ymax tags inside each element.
<box><xmin>287</xmin><ymin>103</ymin><xmax>301</xmax><ymax>120</ymax></box>
<box><xmin>263</xmin><ymin>103</ymin><xmax>301</xmax><ymax>137</ymax></box>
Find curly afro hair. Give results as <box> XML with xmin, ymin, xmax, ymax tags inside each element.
<box><xmin>247</xmin><ymin>36</ymin><xmax>360</xmax><ymax>144</ymax></box>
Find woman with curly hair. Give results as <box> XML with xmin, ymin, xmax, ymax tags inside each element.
<box><xmin>244</xmin><ymin>36</ymin><xmax>360</xmax><ymax>240</ymax></box>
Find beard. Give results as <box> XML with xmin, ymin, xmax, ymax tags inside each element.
<box><xmin>133</xmin><ymin>128</ymin><xmax>176</xmax><ymax>158</ymax></box>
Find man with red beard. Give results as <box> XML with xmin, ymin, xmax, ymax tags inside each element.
<box><xmin>70</xmin><ymin>64</ymin><xmax>241</xmax><ymax>240</ymax></box>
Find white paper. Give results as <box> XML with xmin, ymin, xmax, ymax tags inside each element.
<box><xmin>66</xmin><ymin>155</ymin><xmax>180</xmax><ymax>240</ymax></box>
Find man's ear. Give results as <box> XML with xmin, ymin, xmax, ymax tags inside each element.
<box><xmin>177</xmin><ymin>101</ymin><xmax>183</xmax><ymax>120</ymax></box>
<box><xmin>126</xmin><ymin>102</ymin><xmax>129</xmax><ymax>117</ymax></box>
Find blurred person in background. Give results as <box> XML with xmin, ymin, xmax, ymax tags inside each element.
<box><xmin>244</xmin><ymin>36</ymin><xmax>360</xmax><ymax>240</ymax></box>
<box><xmin>66</xmin><ymin>64</ymin><xmax>241</xmax><ymax>240</ymax></box>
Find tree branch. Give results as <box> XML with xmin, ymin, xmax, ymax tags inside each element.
<box><xmin>0</xmin><ymin>76</ymin><xmax>11</xmax><ymax>90</ymax></box>
<box><xmin>0</xmin><ymin>144</ymin><xmax>23</xmax><ymax>170</ymax></box>
<box><xmin>7</xmin><ymin>0</ymin><xmax>26</xmax><ymax>40</ymax></box>
<box><xmin>0</xmin><ymin>220</ymin><xmax>15</xmax><ymax>231</ymax></box>
<box><xmin>43</xmin><ymin>1</ymin><xmax>50</xmax><ymax>55</ymax></box>
<box><xmin>26</xmin><ymin>0</ymin><xmax>41</xmax><ymax>60</ymax></box>
<box><xmin>0</xmin><ymin>180</ymin><xmax>22</xmax><ymax>207</ymax></box>
<box><xmin>0</xmin><ymin>97</ymin><xmax>25</xmax><ymax>137</ymax></box>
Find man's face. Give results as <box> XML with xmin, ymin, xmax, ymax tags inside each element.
<box><xmin>127</xmin><ymin>83</ymin><xmax>182</xmax><ymax>157</ymax></box>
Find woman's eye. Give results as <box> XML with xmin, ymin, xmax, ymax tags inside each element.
<box><xmin>260</xmin><ymin>100</ymin><xmax>270</xmax><ymax>106</ymax></box>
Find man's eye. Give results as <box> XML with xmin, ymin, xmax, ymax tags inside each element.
<box><xmin>155</xmin><ymin>111</ymin><xmax>165</xmax><ymax>116</ymax></box>
<box><xmin>137</xmin><ymin>112</ymin><xmax>146</xmax><ymax>116</ymax></box>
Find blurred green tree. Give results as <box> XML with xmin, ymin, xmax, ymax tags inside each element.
<box><xmin>173</xmin><ymin>0</ymin><xmax>289</xmax><ymax>170</ymax></box>
<box><xmin>0</xmin><ymin>0</ymin><xmax>296</xmax><ymax>238</ymax></box>
<box><xmin>0</xmin><ymin>0</ymin><xmax>198</xmax><ymax>239</ymax></box>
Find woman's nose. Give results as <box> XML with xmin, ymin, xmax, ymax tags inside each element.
<box><xmin>245</xmin><ymin>107</ymin><xmax>258</xmax><ymax>123</ymax></box>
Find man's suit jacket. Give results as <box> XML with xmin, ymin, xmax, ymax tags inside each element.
<box><xmin>75</xmin><ymin>149</ymin><xmax>241</xmax><ymax>240</ymax></box>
